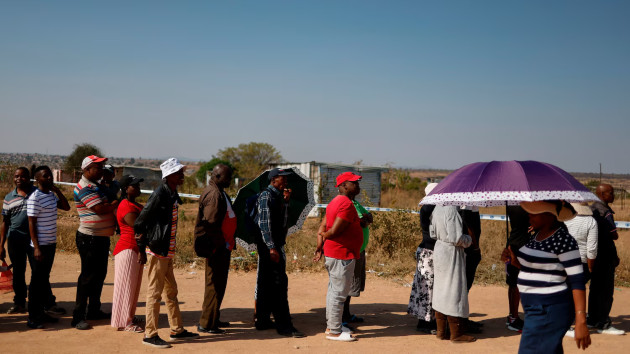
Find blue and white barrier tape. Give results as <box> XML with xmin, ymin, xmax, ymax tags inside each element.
<box><xmin>53</xmin><ymin>181</ymin><xmax>630</xmax><ymax>229</ymax></box>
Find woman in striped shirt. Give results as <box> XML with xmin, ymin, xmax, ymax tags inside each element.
<box><xmin>503</xmin><ymin>200</ymin><xmax>591</xmax><ymax>353</ymax></box>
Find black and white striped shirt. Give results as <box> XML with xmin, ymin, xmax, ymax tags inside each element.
<box><xmin>516</xmin><ymin>227</ymin><xmax>585</xmax><ymax>306</ymax></box>
<box><xmin>26</xmin><ymin>189</ymin><xmax>59</xmax><ymax>246</ymax></box>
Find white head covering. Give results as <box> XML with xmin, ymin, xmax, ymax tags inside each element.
<box><xmin>425</xmin><ymin>182</ymin><xmax>438</xmax><ymax>196</ymax></box>
<box><xmin>160</xmin><ymin>158</ymin><xmax>185</xmax><ymax>179</ymax></box>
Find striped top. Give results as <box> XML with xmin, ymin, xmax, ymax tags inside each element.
<box><xmin>2</xmin><ymin>186</ymin><xmax>35</xmax><ymax>239</ymax></box>
<box><xmin>564</xmin><ymin>215</ymin><xmax>598</xmax><ymax>263</ymax></box>
<box><xmin>74</xmin><ymin>176</ymin><xmax>116</xmax><ymax>236</ymax></box>
<box><xmin>26</xmin><ymin>189</ymin><xmax>59</xmax><ymax>246</ymax></box>
<box><xmin>516</xmin><ymin>227</ymin><xmax>585</xmax><ymax>306</ymax></box>
<box><xmin>147</xmin><ymin>202</ymin><xmax>178</xmax><ymax>259</ymax></box>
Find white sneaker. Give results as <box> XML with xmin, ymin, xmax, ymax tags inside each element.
<box><xmin>565</xmin><ymin>328</ymin><xmax>575</xmax><ymax>338</ymax></box>
<box><xmin>598</xmin><ymin>326</ymin><xmax>625</xmax><ymax>335</ymax></box>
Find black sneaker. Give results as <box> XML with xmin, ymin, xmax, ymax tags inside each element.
<box><xmin>506</xmin><ymin>316</ymin><xmax>524</xmax><ymax>332</ymax></box>
<box><xmin>8</xmin><ymin>305</ymin><xmax>27</xmax><ymax>314</ymax></box>
<box><xmin>86</xmin><ymin>310</ymin><xmax>111</xmax><ymax>320</ymax></box>
<box><xmin>170</xmin><ymin>329</ymin><xmax>200</xmax><ymax>341</ymax></box>
<box><xmin>143</xmin><ymin>336</ymin><xmax>172</xmax><ymax>349</ymax></box>
<box><xmin>39</xmin><ymin>313</ymin><xmax>59</xmax><ymax>323</ymax></box>
<box><xmin>278</xmin><ymin>327</ymin><xmax>306</xmax><ymax>338</ymax></box>
<box><xmin>71</xmin><ymin>320</ymin><xmax>91</xmax><ymax>330</ymax></box>
<box><xmin>197</xmin><ymin>324</ymin><xmax>225</xmax><ymax>334</ymax></box>
<box><xmin>27</xmin><ymin>319</ymin><xmax>44</xmax><ymax>329</ymax></box>
<box><xmin>217</xmin><ymin>320</ymin><xmax>230</xmax><ymax>328</ymax></box>
<box><xmin>44</xmin><ymin>305</ymin><xmax>67</xmax><ymax>316</ymax></box>
<box><xmin>255</xmin><ymin>319</ymin><xmax>276</xmax><ymax>330</ymax></box>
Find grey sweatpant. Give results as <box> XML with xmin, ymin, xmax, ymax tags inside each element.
<box><xmin>325</xmin><ymin>257</ymin><xmax>356</xmax><ymax>333</ymax></box>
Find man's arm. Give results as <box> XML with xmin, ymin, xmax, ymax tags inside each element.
<box><xmin>256</xmin><ymin>192</ymin><xmax>275</xmax><ymax>250</ymax></box>
<box><xmin>321</xmin><ymin>216</ymin><xmax>351</xmax><ymax>240</ymax></box>
<box><xmin>200</xmin><ymin>192</ymin><xmax>224</xmax><ymax>247</ymax></box>
<box><xmin>52</xmin><ymin>185</ymin><xmax>70</xmax><ymax>211</ymax></box>
<box><xmin>28</xmin><ymin>216</ymin><xmax>42</xmax><ymax>261</ymax></box>
<box><xmin>134</xmin><ymin>190</ymin><xmax>161</xmax><ymax>251</ymax></box>
<box><xmin>78</xmin><ymin>186</ymin><xmax>118</xmax><ymax>215</ymax></box>
<box><xmin>314</xmin><ymin>217</ymin><xmax>326</xmax><ymax>262</ymax></box>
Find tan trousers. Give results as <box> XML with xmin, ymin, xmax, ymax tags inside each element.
<box><xmin>145</xmin><ymin>254</ymin><xmax>183</xmax><ymax>338</ymax></box>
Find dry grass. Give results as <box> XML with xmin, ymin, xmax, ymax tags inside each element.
<box><xmin>2</xmin><ymin>182</ymin><xmax>630</xmax><ymax>286</ymax></box>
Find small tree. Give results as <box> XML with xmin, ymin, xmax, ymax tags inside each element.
<box><xmin>196</xmin><ymin>158</ymin><xmax>235</xmax><ymax>183</ymax></box>
<box><xmin>65</xmin><ymin>143</ymin><xmax>103</xmax><ymax>172</ymax></box>
<box><xmin>216</xmin><ymin>142</ymin><xmax>283</xmax><ymax>180</ymax></box>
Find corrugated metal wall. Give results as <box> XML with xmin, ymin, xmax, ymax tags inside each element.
<box><xmin>319</xmin><ymin>165</ymin><xmax>382</xmax><ymax>207</ymax></box>
<box><xmin>269</xmin><ymin>162</ymin><xmax>386</xmax><ymax>216</ymax></box>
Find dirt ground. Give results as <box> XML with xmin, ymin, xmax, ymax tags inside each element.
<box><xmin>1</xmin><ymin>253</ymin><xmax>628</xmax><ymax>353</ymax></box>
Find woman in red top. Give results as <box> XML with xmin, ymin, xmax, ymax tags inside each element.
<box><xmin>111</xmin><ymin>175</ymin><xmax>145</xmax><ymax>332</ymax></box>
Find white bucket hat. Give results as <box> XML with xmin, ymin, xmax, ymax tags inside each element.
<box><xmin>160</xmin><ymin>158</ymin><xmax>186</xmax><ymax>179</ymax></box>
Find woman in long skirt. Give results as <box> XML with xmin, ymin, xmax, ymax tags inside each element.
<box><xmin>408</xmin><ymin>184</ymin><xmax>437</xmax><ymax>333</ymax></box>
<box><xmin>111</xmin><ymin>175</ymin><xmax>145</xmax><ymax>332</ymax></box>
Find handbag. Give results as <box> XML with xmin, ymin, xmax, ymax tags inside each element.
<box><xmin>0</xmin><ymin>260</ymin><xmax>13</xmax><ymax>294</ymax></box>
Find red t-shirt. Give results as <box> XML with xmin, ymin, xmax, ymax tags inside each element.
<box><xmin>113</xmin><ymin>199</ymin><xmax>143</xmax><ymax>255</ymax></box>
<box><xmin>323</xmin><ymin>195</ymin><xmax>363</xmax><ymax>260</ymax></box>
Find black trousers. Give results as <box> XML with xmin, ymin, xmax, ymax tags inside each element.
<box><xmin>72</xmin><ymin>232</ymin><xmax>110</xmax><ymax>322</ymax></box>
<box><xmin>256</xmin><ymin>245</ymin><xmax>292</xmax><ymax>332</ymax></box>
<box><xmin>7</xmin><ymin>236</ymin><xmax>32</xmax><ymax>307</ymax></box>
<box><xmin>199</xmin><ymin>248</ymin><xmax>231</xmax><ymax>329</ymax></box>
<box><xmin>588</xmin><ymin>259</ymin><xmax>616</xmax><ymax>328</ymax></box>
<box><xmin>465</xmin><ymin>250</ymin><xmax>482</xmax><ymax>291</ymax></box>
<box><xmin>28</xmin><ymin>243</ymin><xmax>57</xmax><ymax>320</ymax></box>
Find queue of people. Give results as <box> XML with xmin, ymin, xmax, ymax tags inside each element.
<box><xmin>0</xmin><ymin>159</ymin><xmax>626</xmax><ymax>351</ymax></box>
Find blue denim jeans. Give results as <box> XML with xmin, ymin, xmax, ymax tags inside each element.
<box><xmin>519</xmin><ymin>301</ymin><xmax>574</xmax><ymax>354</ymax></box>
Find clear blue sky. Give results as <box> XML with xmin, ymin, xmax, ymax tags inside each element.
<box><xmin>1</xmin><ymin>1</ymin><xmax>629</xmax><ymax>173</ymax></box>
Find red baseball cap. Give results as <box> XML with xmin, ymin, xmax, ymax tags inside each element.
<box><xmin>81</xmin><ymin>155</ymin><xmax>108</xmax><ymax>170</ymax></box>
<box><xmin>335</xmin><ymin>172</ymin><xmax>362</xmax><ymax>187</ymax></box>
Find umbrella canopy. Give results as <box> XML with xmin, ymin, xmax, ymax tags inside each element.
<box><xmin>421</xmin><ymin>160</ymin><xmax>599</xmax><ymax>207</ymax></box>
<box><xmin>232</xmin><ymin>167</ymin><xmax>315</xmax><ymax>251</ymax></box>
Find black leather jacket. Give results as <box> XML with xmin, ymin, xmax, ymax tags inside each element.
<box><xmin>134</xmin><ymin>183</ymin><xmax>182</xmax><ymax>257</ymax></box>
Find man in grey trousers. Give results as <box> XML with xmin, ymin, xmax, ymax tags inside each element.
<box><xmin>314</xmin><ymin>172</ymin><xmax>365</xmax><ymax>342</ymax></box>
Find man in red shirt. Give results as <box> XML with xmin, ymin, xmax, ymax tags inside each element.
<box><xmin>314</xmin><ymin>172</ymin><xmax>364</xmax><ymax>342</ymax></box>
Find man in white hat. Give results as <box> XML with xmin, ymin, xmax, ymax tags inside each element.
<box><xmin>71</xmin><ymin>155</ymin><xmax>119</xmax><ymax>330</ymax></box>
<box><xmin>134</xmin><ymin>158</ymin><xmax>199</xmax><ymax>348</ymax></box>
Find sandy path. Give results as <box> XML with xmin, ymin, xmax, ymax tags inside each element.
<box><xmin>1</xmin><ymin>252</ymin><xmax>628</xmax><ymax>353</ymax></box>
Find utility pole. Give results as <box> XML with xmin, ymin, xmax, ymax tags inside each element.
<box><xmin>599</xmin><ymin>163</ymin><xmax>602</xmax><ymax>183</ymax></box>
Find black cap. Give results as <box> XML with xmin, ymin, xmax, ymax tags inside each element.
<box><xmin>268</xmin><ymin>168</ymin><xmax>292</xmax><ymax>181</ymax></box>
<box><xmin>103</xmin><ymin>164</ymin><xmax>115</xmax><ymax>174</ymax></box>
<box><xmin>120</xmin><ymin>175</ymin><xmax>144</xmax><ymax>189</ymax></box>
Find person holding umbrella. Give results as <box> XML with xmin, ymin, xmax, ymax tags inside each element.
<box><xmin>503</xmin><ymin>200</ymin><xmax>591</xmax><ymax>353</ymax></box>
<box><xmin>253</xmin><ymin>168</ymin><xmax>305</xmax><ymax>338</ymax></box>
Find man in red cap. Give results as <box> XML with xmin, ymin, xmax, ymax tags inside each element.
<box><xmin>314</xmin><ymin>172</ymin><xmax>364</xmax><ymax>342</ymax></box>
<box><xmin>71</xmin><ymin>155</ymin><xmax>119</xmax><ymax>330</ymax></box>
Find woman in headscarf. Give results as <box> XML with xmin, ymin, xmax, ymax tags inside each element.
<box><xmin>407</xmin><ymin>183</ymin><xmax>438</xmax><ymax>334</ymax></box>
<box><xmin>503</xmin><ymin>200</ymin><xmax>591</xmax><ymax>353</ymax></box>
<box><xmin>431</xmin><ymin>204</ymin><xmax>475</xmax><ymax>343</ymax></box>
<box><xmin>111</xmin><ymin>175</ymin><xmax>145</xmax><ymax>333</ymax></box>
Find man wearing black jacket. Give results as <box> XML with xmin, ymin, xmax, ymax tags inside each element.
<box><xmin>135</xmin><ymin>158</ymin><xmax>199</xmax><ymax>348</ymax></box>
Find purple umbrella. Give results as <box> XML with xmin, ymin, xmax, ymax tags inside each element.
<box><xmin>421</xmin><ymin>160</ymin><xmax>598</xmax><ymax>207</ymax></box>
